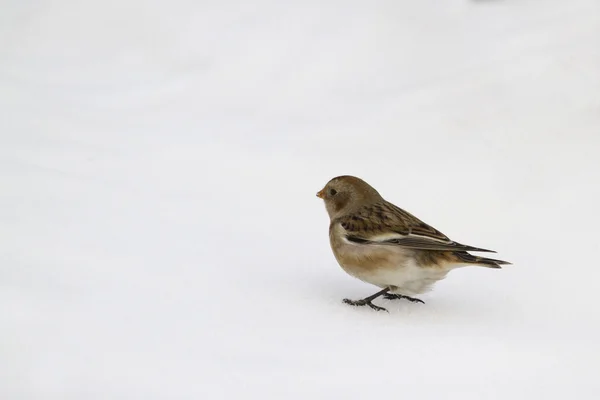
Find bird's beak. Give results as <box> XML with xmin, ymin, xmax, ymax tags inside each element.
<box><xmin>316</xmin><ymin>189</ymin><xmax>325</xmax><ymax>199</ymax></box>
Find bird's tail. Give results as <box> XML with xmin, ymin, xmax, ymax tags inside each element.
<box><xmin>453</xmin><ymin>252</ymin><xmax>511</xmax><ymax>269</ymax></box>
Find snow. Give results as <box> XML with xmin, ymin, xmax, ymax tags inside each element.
<box><xmin>2</xmin><ymin>0</ymin><xmax>600</xmax><ymax>398</ymax></box>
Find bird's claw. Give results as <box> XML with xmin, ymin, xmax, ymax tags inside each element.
<box><xmin>383</xmin><ymin>293</ymin><xmax>425</xmax><ymax>304</ymax></box>
<box><xmin>343</xmin><ymin>298</ymin><xmax>388</xmax><ymax>312</ymax></box>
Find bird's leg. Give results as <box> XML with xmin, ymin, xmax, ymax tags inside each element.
<box><xmin>343</xmin><ymin>288</ymin><xmax>390</xmax><ymax>312</ymax></box>
<box><xmin>383</xmin><ymin>293</ymin><xmax>425</xmax><ymax>304</ymax></box>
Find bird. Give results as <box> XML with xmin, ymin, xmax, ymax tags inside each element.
<box><xmin>316</xmin><ymin>175</ymin><xmax>510</xmax><ymax>312</ymax></box>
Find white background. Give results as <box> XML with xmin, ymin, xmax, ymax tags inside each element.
<box><xmin>2</xmin><ymin>1</ymin><xmax>599</xmax><ymax>398</ymax></box>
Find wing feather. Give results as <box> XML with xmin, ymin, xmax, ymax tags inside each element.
<box><xmin>337</xmin><ymin>201</ymin><xmax>495</xmax><ymax>253</ymax></box>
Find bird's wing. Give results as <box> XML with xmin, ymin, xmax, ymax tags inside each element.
<box><xmin>336</xmin><ymin>201</ymin><xmax>496</xmax><ymax>253</ymax></box>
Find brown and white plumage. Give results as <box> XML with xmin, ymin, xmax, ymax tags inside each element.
<box><xmin>317</xmin><ymin>175</ymin><xmax>510</xmax><ymax>311</ymax></box>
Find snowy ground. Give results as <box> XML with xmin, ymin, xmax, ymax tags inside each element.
<box><xmin>2</xmin><ymin>1</ymin><xmax>600</xmax><ymax>399</ymax></box>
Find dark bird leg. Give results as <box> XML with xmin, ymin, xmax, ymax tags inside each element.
<box><xmin>343</xmin><ymin>288</ymin><xmax>390</xmax><ymax>312</ymax></box>
<box><xmin>383</xmin><ymin>293</ymin><xmax>425</xmax><ymax>304</ymax></box>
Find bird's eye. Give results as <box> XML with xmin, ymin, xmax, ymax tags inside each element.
<box><xmin>329</xmin><ymin>189</ymin><xmax>337</xmax><ymax>196</ymax></box>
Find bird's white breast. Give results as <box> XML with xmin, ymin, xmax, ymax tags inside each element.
<box><xmin>329</xmin><ymin>223</ymin><xmax>450</xmax><ymax>295</ymax></box>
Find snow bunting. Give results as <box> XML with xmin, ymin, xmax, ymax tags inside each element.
<box><xmin>317</xmin><ymin>175</ymin><xmax>509</xmax><ymax>312</ymax></box>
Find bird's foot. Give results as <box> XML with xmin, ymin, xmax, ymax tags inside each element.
<box><xmin>383</xmin><ymin>293</ymin><xmax>425</xmax><ymax>304</ymax></box>
<box><xmin>343</xmin><ymin>298</ymin><xmax>388</xmax><ymax>312</ymax></box>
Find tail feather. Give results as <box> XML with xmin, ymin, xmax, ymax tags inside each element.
<box><xmin>454</xmin><ymin>251</ymin><xmax>511</xmax><ymax>268</ymax></box>
<box><xmin>459</xmin><ymin>244</ymin><xmax>496</xmax><ymax>253</ymax></box>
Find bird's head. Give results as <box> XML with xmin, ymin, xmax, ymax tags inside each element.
<box><xmin>317</xmin><ymin>175</ymin><xmax>382</xmax><ymax>220</ymax></box>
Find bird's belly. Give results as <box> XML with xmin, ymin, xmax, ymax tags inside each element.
<box><xmin>333</xmin><ymin>242</ymin><xmax>449</xmax><ymax>295</ymax></box>
<box><xmin>369</xmin><ymin>261</ymin><xmax>449</xmax><ymax>295</ymax></box>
